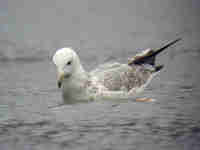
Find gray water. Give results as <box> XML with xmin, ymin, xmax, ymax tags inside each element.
<box><xmin>1</xmin><ymin>0</ymin><xmax>200</xmax><ymax>150</ymax></box>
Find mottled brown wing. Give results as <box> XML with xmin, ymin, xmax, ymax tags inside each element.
<box><xmin>93</xmin><ymin>63</ymin><xmax>153</xmax><ymax>91</ymax></box>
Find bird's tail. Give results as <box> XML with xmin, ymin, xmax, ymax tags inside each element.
<box><xmin>128</xmin><ymin>38</ymin><xmax>182</xmax><ymax>67</ymax></box>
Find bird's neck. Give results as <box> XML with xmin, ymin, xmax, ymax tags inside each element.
<box><xmin>73</xmin><ymin>63</ymin><xmax>88</xmax><ymax>80</ymax></box>
<box><xmin>72</xmin><ymin>56</ymin><xmax>87</xmax><ymax>78</ymax></box>
<box><xmin>62</xmin><ymin>63</ymin><xmax>89</xmax><ymax>102</ymax></box>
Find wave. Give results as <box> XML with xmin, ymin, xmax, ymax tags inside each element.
<box><xmin>0</xmin><ymin>40</ymin><xmax>50</xmax><ymax>62</ymax></box>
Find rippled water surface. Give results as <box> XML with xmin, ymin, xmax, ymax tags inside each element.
<box><xmin>1</xmin><ymin>0</ymin><xmax>200</xmax><ymax>150</ymax></box>
<box><xmin>0</xmin><ymin>46</ymin><xmax>200</xmax><ymax>150</ymax></box>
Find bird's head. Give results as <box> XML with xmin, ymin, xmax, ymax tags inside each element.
<box><xmin>52</xmin><ymin>47</ymin><xmax>83</xmax><ymax>88</ymax></box>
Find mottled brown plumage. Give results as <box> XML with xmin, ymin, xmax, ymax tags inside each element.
<box><xmin>92</xmin><ymin>63</ymin><xmax>152</xmax><ymax>92</ymax></box>
<box><xmin>53</xmin><ymin>38</ymin><xmax>181</xmax><ymax>102</ymax></box>
<box><xmin>89</xmin><ymin>38</ymin><xmax>182</xmax><ymax>94</ymax></box>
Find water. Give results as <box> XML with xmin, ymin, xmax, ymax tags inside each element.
<box><xmin>0</xmin><ymin>45</ymin><xmax>199</xmax><ymax>150</ymax></box>
<box><xmin>1</xmin><ymin>0</ymin><xmax>200</xmax><ymax>149</ymax></box>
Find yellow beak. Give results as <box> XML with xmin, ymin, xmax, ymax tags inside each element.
<box><xmin>57</xmin><ymin>72</ymin><xmax>65</xmax><ymax>88</ymax></box>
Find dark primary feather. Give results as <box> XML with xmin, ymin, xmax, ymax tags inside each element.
<box><xmin>128</xmin><ymin>38</ymin><xmax>182</xmax><ymax>66</ymax></box>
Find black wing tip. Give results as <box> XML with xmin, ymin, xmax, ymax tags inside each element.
<box><xmin>173</xmin><ymin>38</ymin><xmax>182</xmax><ymax>43</ymax></box>
<box><xmin>167</xmin><ymin>38</ymin><xmax>182</xmax><ymax>47</ymax></box>
<box><xmin>128</xmin><ymin>38</ymin><xmax>182</xmax><ymax>66</ymax></box>
<box><xmin>155</xmin><ymin>37</ymin><xmax>182</xmax><ymax>54</ymax></box>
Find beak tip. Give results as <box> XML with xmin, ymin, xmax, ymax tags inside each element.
<box><xmin>57</xmin><ymin>72</ymin><xmax>65</xmax><ymax>88</ymax></box>
<box><xmin>58</xmin><ymin>81</ymin><xmax>62</xmax><ymax>88</ymax></box>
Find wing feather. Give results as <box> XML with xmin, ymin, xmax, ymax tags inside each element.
<box><xmin>90</xmin><ymin>62</ymin><xmax>153</xmax><ymax>92</ymax></box>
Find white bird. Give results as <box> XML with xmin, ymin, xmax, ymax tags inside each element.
<box><xmin>52</xmin><ymin>39</ymin><xmax>181</xmax><ymax>103</ymax></box>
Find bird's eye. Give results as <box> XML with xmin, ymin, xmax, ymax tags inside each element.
<box><xmin>67</xmin><ymin>61</ymin><xmax>72</xmax><ymax>65</ymax></box>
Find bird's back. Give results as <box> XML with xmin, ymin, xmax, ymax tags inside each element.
<box><xmin>90</xmin><ymin>62</ymin><xmax>153</xmax><ymax>92</ymax></box>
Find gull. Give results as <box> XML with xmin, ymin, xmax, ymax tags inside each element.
<box><xmin>52</xmin><ymin>38</ymin><xmax>181</xmax><ymax>103</ymax></box>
